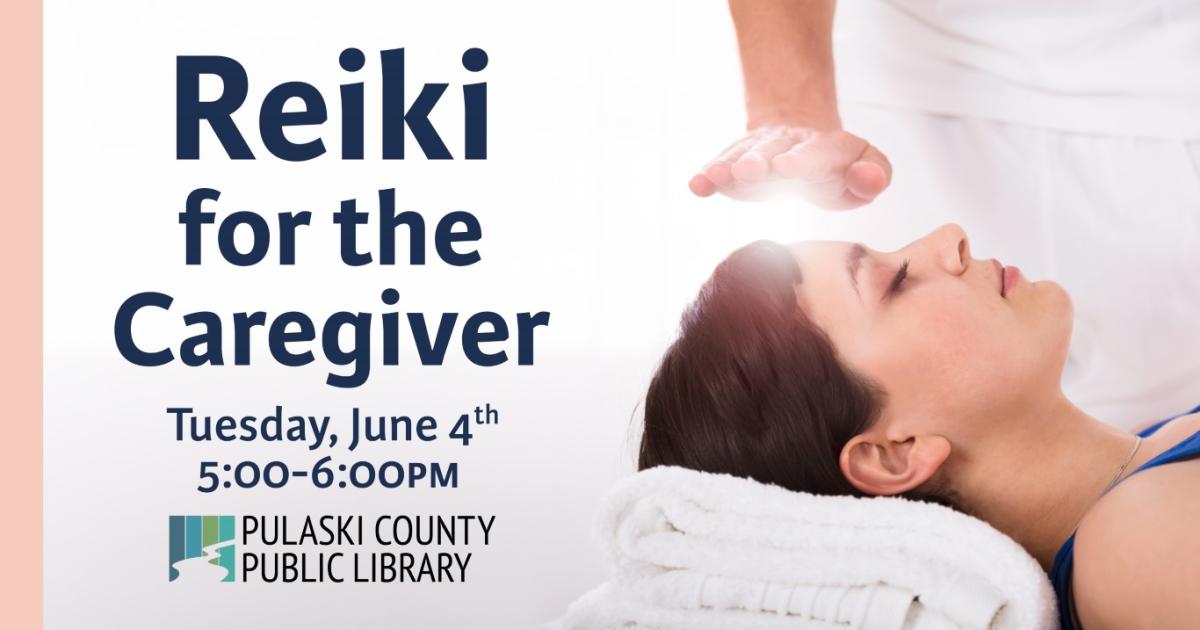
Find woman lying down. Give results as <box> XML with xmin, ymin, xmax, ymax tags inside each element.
<box><xmin>640</xmin><ymin>224</ymin><xmax>1199</xmax><ymax>630</ymax></box>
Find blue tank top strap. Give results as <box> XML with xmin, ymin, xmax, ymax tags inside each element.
<box><xmin>1136</xmin><ymin>401</ymin><xmax>1200</xmax><ymax>438</ymax></box>
<box><xmin>1050</xmin><ymin>401</ymin><xmax>1200</xmax><ymax>630</ymax></box>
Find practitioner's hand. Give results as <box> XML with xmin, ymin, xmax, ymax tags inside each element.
<box><xmin>688</xmin><ymin>126</ymin><xmax>892</xmax><ymax>209</ymax></box>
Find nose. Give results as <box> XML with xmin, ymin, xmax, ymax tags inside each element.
<box><xmin>918</xmin><ymin>223</ymin><xmax>970</xmax><ymax>275</ymax></box>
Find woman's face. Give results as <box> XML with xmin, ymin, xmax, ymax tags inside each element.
<box><xmin>789</xmin><ymin>224</ymin><xmax>1073</xmax><ymax>441</ymax></box>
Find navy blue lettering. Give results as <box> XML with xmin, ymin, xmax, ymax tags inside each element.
<box><xmin>259</xmin><ymin>81</ymin><xmax>327</xmax><ymax>161</ymax></box>
<box><xmin>381</xmin><ymin>48</ymin><xmax>451</xmax><ymax>159</ymax></box>
<box><xmin>176</xmin><ymin>56</ymin><xmax>253</xmax><ymax>159</ymax></box>
<box><xmin>114</xmin><ymin>292</ymin><xmax>174</xmax><ymax>366</ymax></box>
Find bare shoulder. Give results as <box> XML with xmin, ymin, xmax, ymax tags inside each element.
<box><xmin>1132</xmin><ymin>409</ymin><xmax>1200</xmax><ymax>438</ymax></box>
<box><xmin>1072</xmin><ymin>458</ymin><xmax>1200</xmax><ymax>629</ymax></box>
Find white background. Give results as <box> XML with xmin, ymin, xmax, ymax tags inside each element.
<box><xmin>43</xmin><ymin>1</ymin><xmax>885</xmax><ymax>628</ymax></box>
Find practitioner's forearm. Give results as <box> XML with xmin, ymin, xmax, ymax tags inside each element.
<box><xmin>728</xmin><ymin>0</ymin><xmax>840</xmax><ymax>131</ymax></box>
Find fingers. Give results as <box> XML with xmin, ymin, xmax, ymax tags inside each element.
<box><xmin>688</xmin><ymin>136</ymin><xmax>757</xmax><ymax>197</ymax></box>
<box><xmin>688</xmin><ymin>174</ymin><xmax>717</xmax><ymax>197</ymax></box>
<box><xmin>689</xmin><ymin>128</ymin><xmax>793</xmax><ymax>198</ymax></box>
<box><xmin>703</xmin><ymin>160</ymin><xmax>737</xmax><ymax>188</ymax></box>
<box><xmin>770</xmin><ymin>131</ymin><xmax>861</xmax><ymax>182</ymax></box>
<box><xmin>689</xmin><ymin>128</ymin><xmax>893</xmax><ymax>207</ymax></box>
<box><xmin>730</xmin><ymin>128</ymin><xmax>794</xmax><ymax>184</ymax></box>
<box><xmin>845</xmin><ymin>144</ymin><xmax>892</xmax><ymax>201</ymax></box>
<box><xmin>770</xmin><ymin>131</ymin><xmax>891</xmax><ymax>209</ymax></box>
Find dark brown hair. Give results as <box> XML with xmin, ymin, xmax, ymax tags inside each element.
<box><xmin>640</xmin><ymin>240</ymin><xmax>950</xmax><ymax>505</ymax></box>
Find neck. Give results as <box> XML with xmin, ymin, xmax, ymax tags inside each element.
<box><xmin>951</xmin><ymin>395</ymin><xmax>1139</xmax><ymax>570</ymax></box>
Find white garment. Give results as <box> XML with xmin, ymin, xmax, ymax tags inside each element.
<box><xmin>549</xmin><ymin>466</ymin><xmax>1057</xmax><ymax>630</ymax></box>
<box><xmin>833</xmin><ymin>1</ymin><xmax>1200</xmax><ymax>138</ymax></box>
<box><xmin>802</xmin><ymin>105</ymin><xmax>1200</xmax><ymax>429</ymax></box>
<box><xmin>821</xmin><ymin>1</ymin><xmax>1200</xmax><ymax>428</ymax></box>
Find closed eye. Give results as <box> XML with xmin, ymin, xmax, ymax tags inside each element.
<box><xmin>883</xmin><ymin>259</ymin><xmax>910</xmax><ymax>301</ymax></box>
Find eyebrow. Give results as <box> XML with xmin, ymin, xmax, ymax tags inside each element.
<box><xmin>845</xmin><ymin>243</ymin><xmax>868</xmax><ymax>302</ymax></box>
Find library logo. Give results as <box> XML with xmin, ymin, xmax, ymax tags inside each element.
<box><xmin>168</xmin><ymin>515</ymin><xmax>237</xmax><ymax>582</ymax></box>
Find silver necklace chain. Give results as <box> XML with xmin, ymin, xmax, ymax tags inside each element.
<box><xmin>1069</xmin><ymin>435</ymin><xmax>1144</xmax><ymax>535</ymax></box>
<box><xmin>1099</xmin><ymin>435</ymin><xmax>1143</xmax><ymax>497</ymax></box>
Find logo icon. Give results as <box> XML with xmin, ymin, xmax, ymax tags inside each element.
<box><xmin>169</xmin><ymin>515</ymin><xmax>236</xmax><ymax>582</ymax></box>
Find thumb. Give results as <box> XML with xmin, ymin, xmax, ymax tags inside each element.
<box><xmin>845</xmin><ymin>144</ymin><xmax>892</xmax><ymax>201</ymax></box>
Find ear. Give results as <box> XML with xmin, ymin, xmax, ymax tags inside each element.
<box><xmin>839</xmin><ymin>432</ymin><xmax>952</xmax><ymax>496</ymax></box>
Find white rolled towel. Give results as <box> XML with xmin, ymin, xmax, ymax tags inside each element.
<box><xmin>550</xmin><ymin>466</ymin><xmax>1057</xmax><ymax>630</ymax></box>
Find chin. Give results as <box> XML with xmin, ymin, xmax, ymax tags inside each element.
<box><xmin>1039</xmin><ymin>280</ymin><xmax>1074</xmax><ymax>321</ymax></box>
<box><xmin>1036</xmin><ymin>280</ymin><xmax>1075</xmax><ymax>362</ymax></box>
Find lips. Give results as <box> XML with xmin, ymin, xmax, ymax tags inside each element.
<box><xmin>992</xmin><ymin>259</ymin><xmax>1006</xmax><ymax>298</ymax></box>
<box><xmin>991</xmin><ymin>258</ymin><xmax>1023</xmax><ymax>297</ymax></box>
<box><xmin>1003</xmin><ymin>265</ymin><xmax>1022</xmax><ymax>295</ymax></box>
